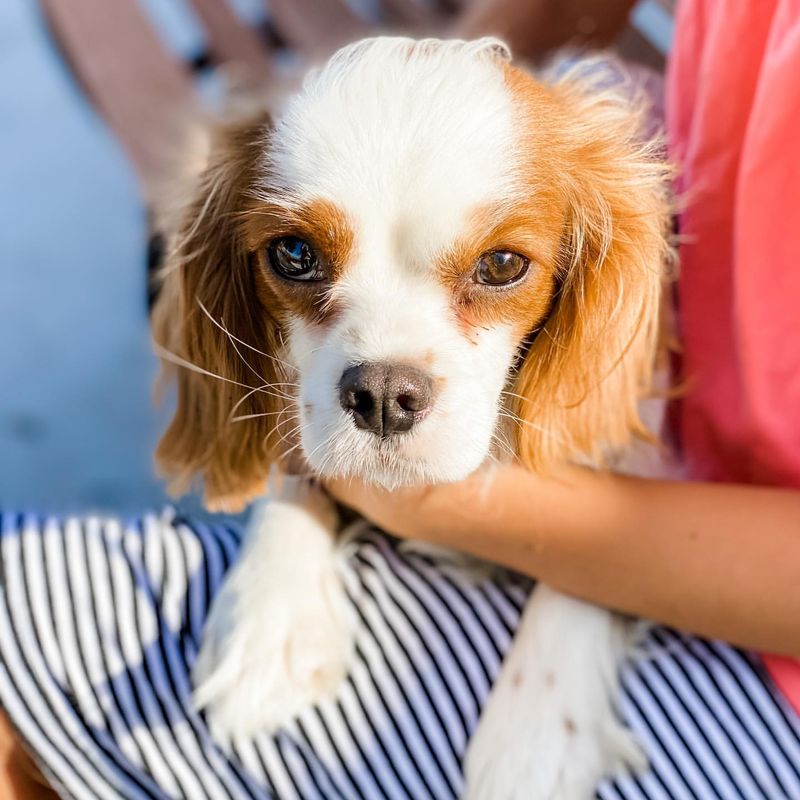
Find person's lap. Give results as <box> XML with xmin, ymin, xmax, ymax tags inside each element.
<box><xmin>1</xmin><ymin>510</ymin><xmax>798</xmax><ymax>800</ymax></box>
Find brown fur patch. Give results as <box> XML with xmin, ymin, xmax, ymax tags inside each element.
<box><xmin>244</xmin><ymin>198</ymin><xmax>356</xmax><ymax>327</ymax></box>
<box><xmin>499</xmin><ymin>61</ymin><xmax>673</xmax><ymax>471</ymax></box>
<box><xmin>152</xmin><ymin>113</ymin><xmax>288</xmax><ymax>510</ymax></box>
<box><xmin>152</xmin><ymin>107</ymin><xmax>358</xmax><ymax>510</ymax></box>
<box><xmin>436</xmin><ymin>204</ymin><xmax>562</xmax><ymax>338</ymax></box>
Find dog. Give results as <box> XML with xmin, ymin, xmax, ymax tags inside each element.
<box><xmin>152</xmin><ymin>37</ymin><xmax>671</xmax><ymax>799</ymax></box>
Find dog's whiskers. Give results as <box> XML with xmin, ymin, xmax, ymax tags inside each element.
<box><xmin>154</xmin><ymin>342</ymin><xmax>276</xmax><ymax>395</ymax></box>
<box><xmin>230</xmin><ymin>409</ymin><xmax>295</xmax><ymax>423</ymax></box>
<box><xmin>226</xmin><ymin>329</ymin><xmax>281</xmax><ymax>393</ymax></box>
<box><xmin>300</xmin><ymin>428</ymin><xmax>337</xmax><ymax>471</ymax></box>
<box><xmin>276</xmin><ymin>423</ymin><xmax>304</xmax><ymax>446</ymax></box>
<box><xmin>490</xmin><ymin>427</ymin><xmax>516</xmax><ymax>461</ymax></box>
<box><xmin>228</xmin><ymin>382</ymin><xmax>292</xmax><ymax>421</ymax></box>
<box><xmin>263</xmin><ymin>411</ymin><xmax>304</xmax><ymax>454</ymax></box>
<box><xmin>308</xmin><ymin>341</ymin><xmax>338</xmax><ymax>356</ymax></box>
<box><xmin>207</xmin><ymin>310</ymin><xmax>293</xmax><ymax>396</ymax></box>
<box><xmin>498</xmin><ymin>410</ymin><xmax>571</xmax><ymax>447</ymax></box>
<box><xmin>277</xmin><ymin>440</ymin><xmax>305</xmax><ymax>466</ymax></box>
<box><xmin>196</xmin><ymin>299</ymin><xmax>297</xmax><ymax>373</ymax></box>
<box><xmin>501</xmin><ymin>388</ymin><xmax>533</xmax><ymax>404</ymax></box>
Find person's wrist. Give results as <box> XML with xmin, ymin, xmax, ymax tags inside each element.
<box><xmin>410</xmin><ymin>483</ymin><xmax>461</xmax><ymax>541</ymax></box>
<box><xmin>408</xmin><ymin>466</ymin><xmax>510</xmax><ymax>543</ymax></box>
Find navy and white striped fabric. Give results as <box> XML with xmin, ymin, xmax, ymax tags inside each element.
<box><xmin>1</xmin><ymin>510</ymin><xmax>799</xmax><ymax>800</ymax></box>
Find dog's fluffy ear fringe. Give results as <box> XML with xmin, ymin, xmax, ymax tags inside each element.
<box><xmin>151</xmin><ymin>110</ymin><xmax>288</xmax><ymax>512</ymax></box>
<box><xmin>511</xmin><ymin>60</ymin><xmax>675</xmax><ymax>470</ymax></box>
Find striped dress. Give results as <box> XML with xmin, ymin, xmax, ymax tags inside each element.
<box><xmin>1</xmin><ymin>510</ymin><xmax>799</xmax><ymax>799</ymax></box>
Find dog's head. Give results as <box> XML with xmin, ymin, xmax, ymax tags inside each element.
<box><xmin>153</xmin><ymin>37</ymin><xmax>671</xmax><ymax>510</ymax></box>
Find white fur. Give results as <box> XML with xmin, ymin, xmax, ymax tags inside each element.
<box><xmin>464</xmin><ymin>587</ymin><xmax>645</xmax><ymax>799</ymax></box>
<box><xmin>198</xmin><ymin>38</ymin><xmax>647</xmax><ymax>798</ymax></box>
<box><xmin>289</xmin><ymin>293</ymin><xmax>516</xmax><ymax>487</ymax></box>
<box><xmin>193</xmin><ymin>478</ymin><xmax>353</xmax><ymax>744</ymax></box>
<box><xmin>266</xmin><ymin>38</ymin><xmax>515</xmax><ymax>235</ymax></box>
<box><xmin>264</xmin><ymin>37</ymin><xmax>522</xmax><ymax>486</ymax></box>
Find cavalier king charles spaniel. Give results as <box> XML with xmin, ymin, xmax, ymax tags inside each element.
<box><xmin>152</xmin><ymin>37</ymin><xmax>671</xmax><ymax>799</ymax></box>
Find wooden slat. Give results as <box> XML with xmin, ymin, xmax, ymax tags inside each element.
<box><xmin>455</xmin><ymin>0</ymin><xmax>639</xmax><ymax>61</ymax></box>
<box><xmin>40</xmin><ymin>0</ymin><xmax>195</xmax><ymax>200</ymax></box>
<box><xmin>189</xmin><ymin>0</ymin><xmax>273</xmax><ymax>81</ymax></box>
<box><xmin>265</xmin><ymin>0</ymin><xmax>373</xmax><ymax>51</ymax></box>
<box><xmin>381</xmin><ymin>0</ymin><xmax>447</xmax><ymax>31</ymax></box>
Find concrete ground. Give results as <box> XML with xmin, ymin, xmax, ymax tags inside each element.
<box><xmin>0</xmin><ymin>0</ymin><xmax>180</xmax><ymax>515</ymax></box>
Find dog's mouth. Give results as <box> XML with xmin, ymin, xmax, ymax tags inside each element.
<box><xmin>297</xmin><ymin>404</ymin><xmax>497</xmax><ymax>490</ymax></box>
<box><xmin>323</xmin><ymin>427</ymin><xmax>430</xmax><ymax>483</ymax></box>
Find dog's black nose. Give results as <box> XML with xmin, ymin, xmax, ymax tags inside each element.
<box><xmin>339</xmin><ymin>363</ymin><xmax>434</xmax><ymax>436</ymax></box>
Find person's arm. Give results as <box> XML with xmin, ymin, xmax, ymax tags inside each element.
<box><xmin>325</xmin><ymin>464</ymin><xmax>800</xmax><ymax>657</ymax></box>
<box><xmin>0</xmin><ymin>711</ymin><xmax>59</xmax><ymax>800</ymax></box>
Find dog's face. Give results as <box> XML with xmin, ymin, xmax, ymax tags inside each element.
<box><xmin>153</xmin><ymin>38</ymin><xmax>670</xmax><ymax>509</ymax></box>
<box><xmin>261</xmin><ymin>40</ymin><xmax>562</xmax><ymax>487</ymax></box>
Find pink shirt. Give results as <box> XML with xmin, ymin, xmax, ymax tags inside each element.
<box><xmin>667</xmin><ymin>0</ymin><xmax>800</xmax><ymax>712</ymax></box>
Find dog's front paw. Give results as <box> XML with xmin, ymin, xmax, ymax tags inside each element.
<box><xmin>193</xmin><ymin>486</ymin><xmax>353</xmax><ymax>741</ymax></box>
<box><xmin>464</xmin><ymin>679</ymin><xmax>643</xmax><ymax>800</ymax></box>
<box><xmin>464</xmin><ymin>588</ymin><xmax>646</xmax><ymax>799</ymax></box>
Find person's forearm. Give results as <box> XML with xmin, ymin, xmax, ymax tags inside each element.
<box><xmin>415</xmin><ymin>466</ymin><xmax>800</xmax><ymax>657</ymax></box>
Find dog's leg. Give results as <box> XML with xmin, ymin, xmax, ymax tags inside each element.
<box><xmin>193</xmin><ymin>478</ymin><xmax>353</xmax><ymax>742</ymax></box>
<box><xmin>464</xmin><ymin>586</ymin><xmax>645</xmax><ymax>800</ymax></box>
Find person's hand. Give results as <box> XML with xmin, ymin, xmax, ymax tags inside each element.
<box><xmin>324</xmin><ymin>476</ymin><xmax>442</xmax><ymax>539</ymax></box>
<box><xmin>324</xmin><ymin>464</ymin><xmax>513</xmax><ymax>542</ymax></box>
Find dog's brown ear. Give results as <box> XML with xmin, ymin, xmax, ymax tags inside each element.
<box><xmin>152</xmin><ymin>111</ymin><xmax>288</xmax><ymax>511</ymax></box>
<box><xmin>511</xmin><ymin>65</ymin><xmax>673</xmax><ymax>470</ymax></box>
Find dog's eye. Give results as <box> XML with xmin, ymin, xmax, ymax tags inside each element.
<box><xmin>473</xmin><ymin>251</ymin><xmax>529</xmax><ymax>286</ymax></box>
<box><xmin>268</xmin><ymin>236</ymin><xmax>325</xmax><ymax>281</ymax></box>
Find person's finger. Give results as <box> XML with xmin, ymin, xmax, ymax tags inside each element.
<box><xmin>325</xmin><ymin>477</ymin><xmax>445</xmax><ymax>540</ymax></box>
